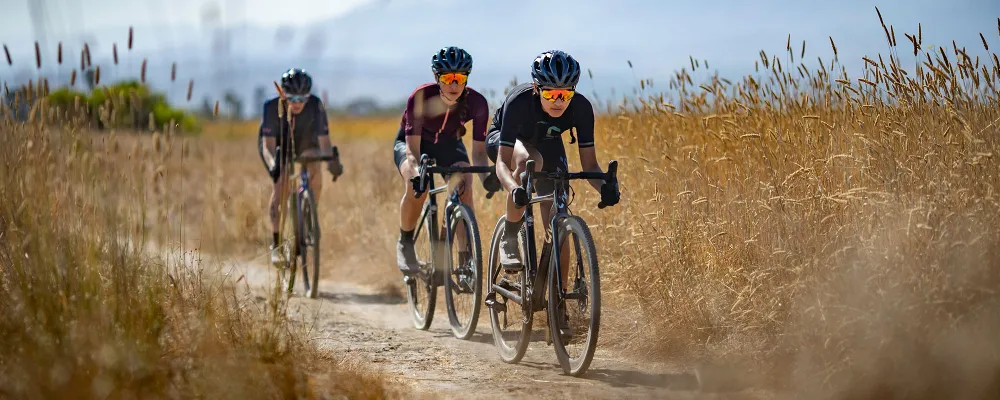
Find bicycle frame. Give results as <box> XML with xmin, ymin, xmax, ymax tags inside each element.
<box><xmin>491</xmin><ymin>159</ymin><xmax>618</xmax><ymax>310</ymax></box>
<box><xmin>408</xmin><ymin>154</ymin><xmax>498</xmax><ymax>284</ymax></box>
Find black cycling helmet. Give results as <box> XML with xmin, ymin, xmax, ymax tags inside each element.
<box><xmin>281</xmin><ymin>68</ymin><xmax>312</xmax><ymax>95</ymax></box>
<box><xmin>531</xmin><ymin>50</ymin><xmax>581</xmax><ymax>88</ymax></box>
<box><xmin>431</xmin><ymin>46</ymin><xmax>473</xmax><ymax>75</ymax></box>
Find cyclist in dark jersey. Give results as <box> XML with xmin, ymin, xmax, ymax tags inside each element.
<box><xmin>486</xmin><ymin>50</ymin><xmax>620</xmax><ymax>269</ymax></box>
<box><xmin>393</xmin><ymin>46</ymin><xmax>500</xmax><ymax>275</ymax></box>
<box><xmin>258</xmin><ymin>68</ymin><xmax>343</xmax><ymax>267</ymax></box>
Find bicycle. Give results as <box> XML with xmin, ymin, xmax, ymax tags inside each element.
<box><xmin>274</xmin><ymin>145</ymin><xmax>339</xmax><ymax>299</ymax></box>
<box><xmin>405</xmin><ymin>153</ymin><xmax>500</xmax><ymax>338</ymax></box>
<box><xmin>483</xmin><ymin>159</ymin><xmax>619</xmax><ymax>376</ymax></box>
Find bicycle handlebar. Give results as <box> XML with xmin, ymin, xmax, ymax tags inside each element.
<box><xmin>523</xmin><ymin>159</ymin><xmax>620</xmax><ymax>209</ymax></box>
<box><xmin>411</xmin><ymin>154</ymin><xmax>500</xmax><ymax>199</ymax></box>
<box><xmin>295</xmin><ymin>146</ymin><xmax>339</xmax><ymax>164</ymax></box>
<box><xmin>275</xmin><ymin>146</ymin><xmax>339</xmax><ymax>164</ymax></box>
<box><xmin>275</xmin><ymin>146</ymin><xmax>342</xmax><ymax>181</ymax></box>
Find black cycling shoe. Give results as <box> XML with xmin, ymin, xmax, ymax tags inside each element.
<box><xmin>397</xmin><ymin>239</ymin><xmax>421</xmax><ymax>275</ymax></box>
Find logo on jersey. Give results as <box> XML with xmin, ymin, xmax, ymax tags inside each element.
<box><xmin>536</xmin><ymin>121</ymin><xmax>562</xmax><ymax>139</ymax></box>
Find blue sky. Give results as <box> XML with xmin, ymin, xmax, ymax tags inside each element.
<box><xmin>1</xmin><ymin>0</ymin><xmax>997</xmax><ymax>110</ymax></box>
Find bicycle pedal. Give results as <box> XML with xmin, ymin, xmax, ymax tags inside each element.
<box><xmin>484</xmin><ymin>294</ymin><xmax>507</xmax><ymax>313</ymax></box>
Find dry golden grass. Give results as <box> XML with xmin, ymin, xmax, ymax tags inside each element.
<box><xmin>0</xmin><ymin>38</ymin><xmax>390</xmax><ymax>399</ymax></box>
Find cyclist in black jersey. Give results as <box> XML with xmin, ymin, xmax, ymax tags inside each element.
<box><xmin>258</xmin><ymin>68</ymin><xmax>343</xmax><ymax>267</ymax></box>
<box><xmin>486</xmin><ymin>50</ymin><xmax>620</xmax><ymax>269</ymax></box>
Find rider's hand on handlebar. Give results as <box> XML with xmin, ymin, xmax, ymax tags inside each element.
<box><xmin>599</xmin><ymin>180</ymin><xmax>620</xmax><ymax>207</ymax></box>
<box><xmin>482</xmin><ymin>171</ymin><xmax>502</xmax><ymax>193</ymax></box>
<box><xmin>511</xmin><ymin>187</ymin><xmax>530</xmax><ymax>207</ymax></box>
<box><xmin>326</xmin><ymin>158</ymin><xmax>343</xmax><ymax>181</ymax></box>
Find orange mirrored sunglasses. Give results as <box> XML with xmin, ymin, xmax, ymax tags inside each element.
<box><xmin>437</xmin><ymin>73</ymin><xmax>468</xmax><ymax>85</ymax></box>
<box><xmin>540</xmin><ymin>88</ymin><xmax>575</xmax><ymax>102</ymax></box>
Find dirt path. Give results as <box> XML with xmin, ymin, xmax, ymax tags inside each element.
<box><xmin>202</xmin><ymin>251</ymin><xmax>774</xmax><ymax>400</ymax></box>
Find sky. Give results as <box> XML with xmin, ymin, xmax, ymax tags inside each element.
<box><xmin>0</xmin><ymin>0</ymin><xmax>376</xmax><ymax>34</ymax></box>
<box><xmin>1</xmin><ymin>0</ymin><xmax>998</xmax><ymax>111</ymax></box>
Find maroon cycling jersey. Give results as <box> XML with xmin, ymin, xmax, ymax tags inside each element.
<box><xmin>398</xmin><ymin>83</ymin><xmax>489</xmax><ymax>143</ymax></box>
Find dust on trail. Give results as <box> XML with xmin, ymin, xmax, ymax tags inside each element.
<box><xmin>193</xmin><ymin>249</ymin><xmax>777</xmax><ymax>400</ymax></box>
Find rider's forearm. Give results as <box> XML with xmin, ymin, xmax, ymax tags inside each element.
<box><xmin>471</xmin><ymin>142</ymin><xmax>490</xmax><ymax>181</ymax></box>
<box><xmin>496</xmin><ymin>147</ymin><xmax>519</xmax><ymax>192</ymax></box>
<box><xmin>318</xmin><ymin>135</ymin><xmax>332</xmax><ymax>153</ymax></box>
<box><xmin>263</xmin><ymin>137</ymin><xmax>277</xmax><ymax>168</ymax></box>
<box><xmin>579</xmin><ymin>147</ymin><xmax>604</xmax><ymax>191</ymax></box>
<box><xmin>584</xmin><ymin>163</ymin><xmax>604</xmax><ymax>191</ymax></box>
<box><xmin>405</xmin><ymin>135</ymin><xmax>421</xmax><ymax>169</ymax></box>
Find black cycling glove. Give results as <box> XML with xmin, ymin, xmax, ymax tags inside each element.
<box><xmin>483</xmin><ymin>172</ymin><xmax>502</xmax><ymax>193</ymax></box>
<box><xmin>512</xmin><ymin>187</ymin><xmax>530</xmax><ymax>207</ymax></box>
<box><xmin>600</xmin><ymin>181</ymin><xmax>620</xmax><ymax>207</ymax></box>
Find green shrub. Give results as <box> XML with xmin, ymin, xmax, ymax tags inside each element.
<box><xmin>44</xmin><ymin>80</ymin><xmax>200</xmax><ymax>134</ymax></box>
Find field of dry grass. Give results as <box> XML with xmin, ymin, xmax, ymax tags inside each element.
<box><xmin>5</xmin><ymin>15</ymin><xmax>1000</xmax><ymax>399</ymax></box>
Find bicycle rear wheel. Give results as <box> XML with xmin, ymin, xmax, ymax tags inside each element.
<box><xmin>443</xmin><ymin>203</ymin><xmax>483</xmax><ymax>340</ymax></box>
<box><xmin>298</xmin><ymin>189</ymin><xmax>321</xmax><ymax>299</ymax></box>
<box><xmin>485</xmin><ymin>217</ymin><xmax>532</xmax><ymax>364</ymax></box>
<box><xmin>405</xmin><ymin>213</ymin><xmax>438</xmax><ymax>330</ymax></box>
<box><xmin>547</xmin><ymin>216</ymin><xmax>601</xmax><ymax>377</ymax></box>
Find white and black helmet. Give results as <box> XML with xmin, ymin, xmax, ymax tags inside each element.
<box><xmin>531</xmin><ymin>50</ymin><xmax>581</xmax><ymax>88</ymax></box>
<box><xmin>431</xmin><ymin>46</ymin><xmax>473</xmax><ymax>75</ymax></box>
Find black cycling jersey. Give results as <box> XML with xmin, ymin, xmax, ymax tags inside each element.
<box><xmin>488</xmin><ymin>82</ymin><xmax>595</xmax><ymax>150</ymax></box>
<box><xmin>258</xmin><ymin>94</ymin><xmax>329</xmax><ymax>157</ymax></box>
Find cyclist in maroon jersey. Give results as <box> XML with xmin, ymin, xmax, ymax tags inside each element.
<box><xmin>393</xmin><ymin>46</ymin><xmax>501</xmax><ymax>275</ymax></box>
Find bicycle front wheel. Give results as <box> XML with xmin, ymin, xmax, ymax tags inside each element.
<box><xmin>443</xmin><ymin>203</ymin><xmax>483</xmax><ymax>340</ymax></box>
<box><xmin>279</xmin><ymin>194</ymin><xmax>298</xmax><ymax>296</ymax></box>
<box><xmin>299</xmin><ymin>189</ymin><xmax>321</xmax><ymax>299</ymax></box>
<box><xmin>547</xmin><ymin>216</ymin><xmax>601</xmax><ymax>377</ymax></box>
<box><xmin>486</xmin><ymin>217</ymin><xmax>533</xmax><ymax>364</ymax></box>
<box><xmin>405</xmin><ymin>213</ymin><xmax>438</xmax><ymax>330</ymax></box>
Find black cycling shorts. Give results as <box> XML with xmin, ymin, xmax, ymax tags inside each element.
<box><xmin>393</xmin><ymin>134</ymin><xmax>471</xmax><ymax>176</ymax></box>
<box><xmin>485</xmin><ymin>130</ymin><xmax>568</xmax><ymax>196</ymax></box>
